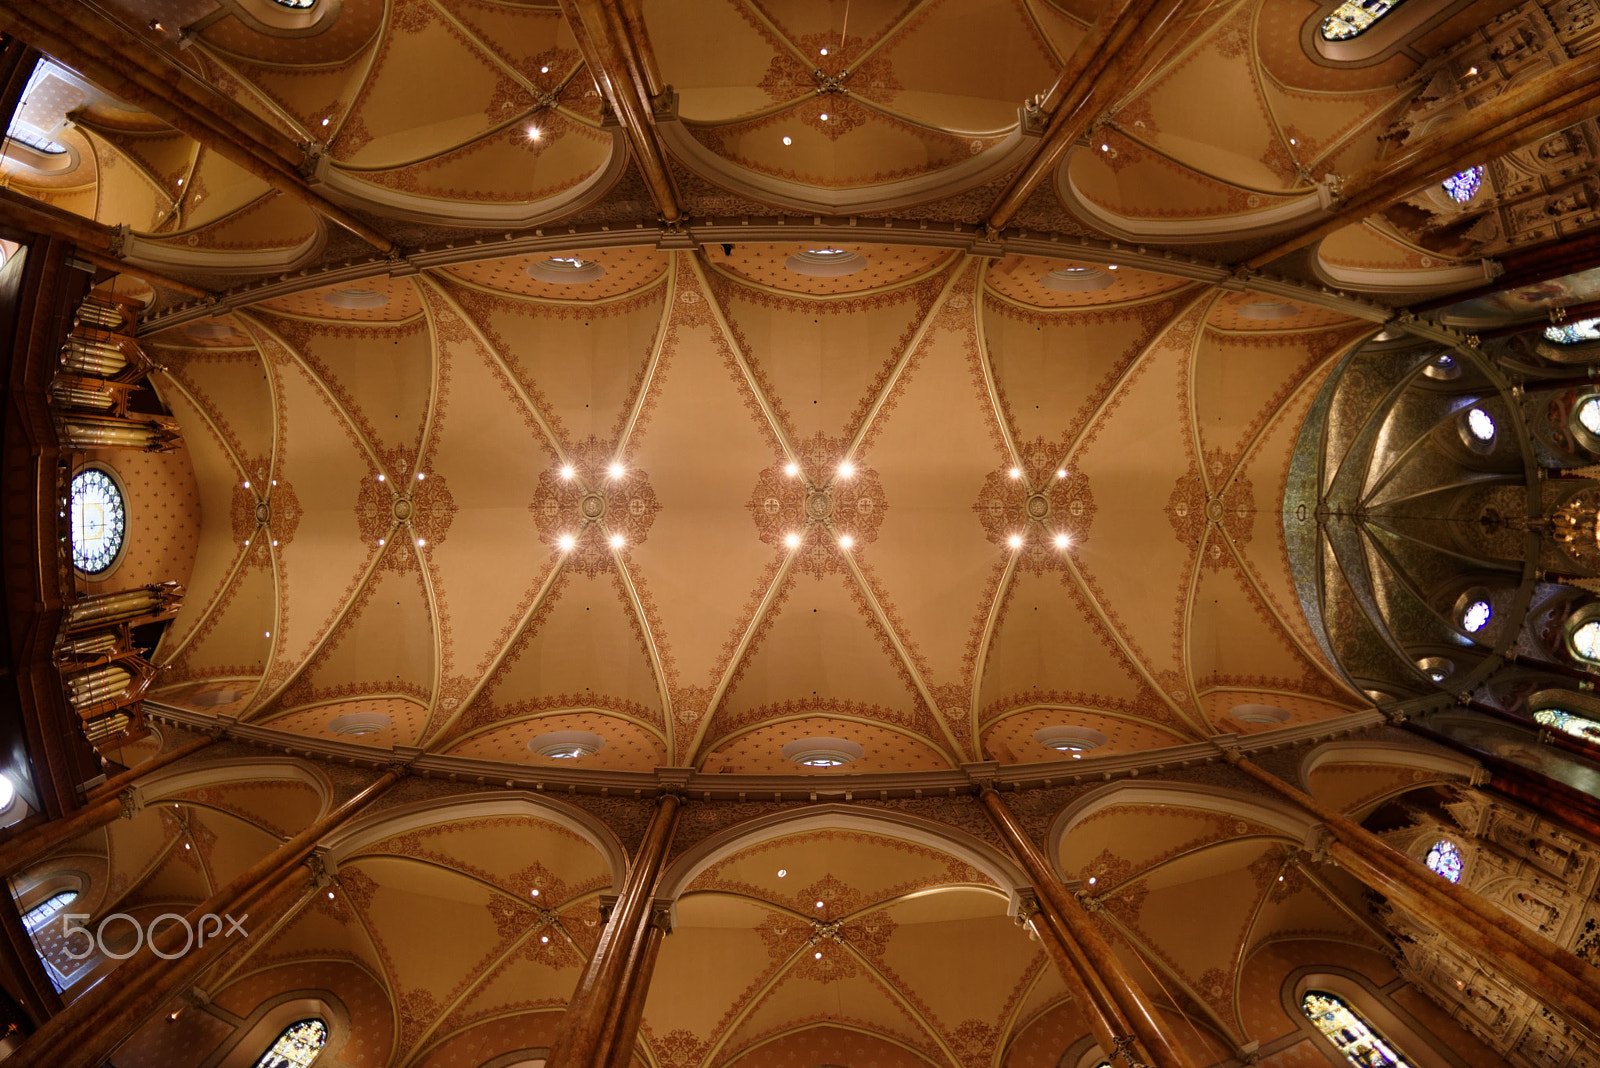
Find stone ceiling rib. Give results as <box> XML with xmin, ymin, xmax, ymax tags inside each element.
<box><xmin>842</xmin><ymin>261</ymin><xmax>968</xmax><ymax>464</ymax></box>
<box><xmin>616</xmin><ymin>259</ymin><xmax>679</xmax><ymax>456</ymax></box>
<box><xmin>1229</xmin><ymin>849</ymin><xmax>1295</xmax><ymax>1031</ymax></box>
<box><xmin>833</xmin><ymin>941</ymin><xmax>966</xmax><ymax>1068</ymax></box>
<box><xmin>414</xmin><ymin>284</ymin><xmax>450</xmax><ymax>740</ymax></box>
<box><xmin>609</xmin><ymin>554</ymin><xmax>677</xmax><ymax>756</ymax></box>
<box><xmin>972</xmin><ymin>263</ymin><xmax>1023</xmax><ymax>468</ymax></box>
<box><xmin>688</xmin><ymin>555</ymin><xmax>796</xmax><ymax>764</ymax></box>
<box><xmin>1090</xmin><ymin>905</ymin><xmax>1245</xmax><ymax>1050</ymax></box>
<box><xmin>969</xmin><ymin>554</ymin><xmax>1019</xmax><ymax>751</ymax></box>
<box><xmin>423</xmin><ymin>274</ymin><xmax>570</xmax><ymax>465</ymax></box>
<box><xmin>1180</xmin><ymin>310</ymin><xmax>1215</xmax><ymax>725</ymax></box>
<box><xmin>692</xmin><ymin>938</ymin><xmax>818</xmax><ymax>1068</ymax></box>
<box><xmin>839</xmin><ymin>551</ymin><xmax>967</xmax><ymax>764</ymax></box>
<box><xmin>422</xmin><ymin>557</ymin><xmax>567</xmax><ymax>745</ymax></box>
<box><xmin>991</xmin><ymin>958</ymin><xmax>1051</xmax><ymax>1068</ymax></box>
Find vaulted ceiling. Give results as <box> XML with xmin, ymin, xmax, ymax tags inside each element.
<box><xmin>132</xmin><ymin>240</ymin><xmax>1370</xmax><ymax>774</ymax></box>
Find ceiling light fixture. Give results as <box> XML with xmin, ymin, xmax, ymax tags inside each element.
<box><xmin>785</xmin><ymin>533</ymin><xmax>801</xmax><ymax>548</ymax></box>
<box><xmin>814</xmin><ymin>951</ymin><xmax>822</xmax><ymax>959</ymax></box>
<box><xmin>1054</xmin><ymin>533</ymin><xmax>1070</xmax><ymax>548</ymax></box>
<box><xmin>530</xmin><ymin>730</ymin><xmax>605</xmax><ymax>759</ymax></box>
<box><xmin>1100</xmin><ymin>143</ymin><xmax>1109</xmax><ymax>151</ymax></box>
<box><xmin>541</xmin><ymin>935</ymin><xmax>549</xmax><ymax>943</ymax></box>
<box><xmin>377</xmin><ymin>474</ymin><xmax>385</xmax><ymax>481</ymax></box>
<box><xmin>838</xmin><ymin>461</ymin><xmax>855</xmax><ymax>478</ymax></box>
<box><xmin>417</xmin><ymin>472</ymin><xmax>425</xmax><ymax>480</ymax></box>
<box><xmin>1057</xmin><ymin>469</ymin><xmax>1067</xmax><ymax>478</ymax></box>
<box><xmin>528</xmin><ymin>127</ymin><xmax>541</xmax><ymax>140</ymax></box>
<box><xmin>1008</xmin><ymin>534</ymin><xmax>1023</xmax><ymax>548</ymax></box>
<box><xmin>531</xmin><ymin>889</ymin><xmax>540</xmax><ymax>896</ymax></box>
<box><xmin>784</xmin><ymin>462</ymin><xmax>799</xmax><ymax>477</ymax></box>
<box><xmin>816</xmin><ymin>901</ymin><xmax>824</xmax><ymax>908</ymax></box>
<box><xmin>1107</xmin><ymin>265</ymin><xmax>1119</xmax><ymax>271</ymax></box>
<box><xmin>610</xmin><ymin>534</ymin><xmax>625</xmax><ymax>548</ymax></box>
<box><xmin>783</xmin><ymin>136</ymin><xmax>792</xmax><ymax>145</ymax></box>
<box><xmin>541</xmin><ymin>65</ymin><xmax>550</xmax><ymax>73</ymax></box>
<box><xmin>839</xmin><ymin>534</ymin><xmax>853</xmax><ymax>549</ymax></box>
<box><xmin>783</xmin><ymin>736</ymin><xmax>864</xmax><ymax>768</ymax></box>
<box><xmin>820</xmin><ymin>47</ymin><xmax>828</xmax><ymax>55</ymax></box>
<box><xmin>609</xmin><ymin>463</ymin><xmax>625</xmax><ymax>478</ymax></box>
<box><xmin>820</xmin><ymin>112</ymin><xmax>829</xmax><ymax>121</ymax></box>
<box><xmin>417</xmin><ymin>538</ymin><xmax>426</xmax><ymax>546</ymax></box>
<box><xmin>777</xmin><ymin>869</ymin><xmax>787</xmax><ymax>877</ymax></box>
<box><xmin>1008</xmin><ymin>467</ymin><xmax>1021</xmax><ymax>479</ymax></box>
<box><xmin>560</xmin><ymin>465</ymin><xmax>574</xmax><ymax>479</ymax></box>
<box><xmin>322</xmin><ymin>118</ymin><xmax>330</xmax><ymax>126</ymax></box>
<box><xmin>558</xmin><ymin>534</ymin><xmax>575</xmax><ymax>550</ymax></box>
<box><xmin>1034</xmin><ymin>725</ymin><xmax>1108</xmax><ymax>755</ymax></box>
<box><xmin>243</xmin><ymin>480</ymin><xmax>250</xmax><ymax>488</ymax></box>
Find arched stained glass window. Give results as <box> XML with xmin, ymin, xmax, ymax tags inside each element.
<box><xmin>1578</xmin><ymin>398</ymin><xmax>1600</xmax><ymax>436</ymax></box>
<box><xmin>1461</xmin><ymin>599</ymin><xmax>1492</xmax><ymax>633</ymax></box>
<box><xmin>1547</xmin><ymin>317</ymin><xmax>1600</xmax><ymax>345</ymax></box>
<box><xmin>1573</xmin><ymin>620</ymin><xmax>1600</xmax><ymax>662</ymax></box>
<box><xmin>269</xmin><ymin>0</ymin><xmax>316</xmax><ymax>7</ymax></box>
<box><xmin>1320</xmin><ymin>0</ymin><xmax>1408</xmax><ymax>40</ymax></box>
<box><xmin>252</xmin><ymin>1019</ymin><xmax>327</xmax><ymax>1068</ymax></box>
<box><xmin>20</xmin><ymin>890</ymin><xmax>76</xmax><ymax>930</ymax></box>
<box><xmin>1535</xmin><ymin>708</ymin><xmax>1600</xmax><ymax>744</ymax></box>
<box><xmin>1425</xmin><ymin>839</ymin><xmax>1463</xmax><ymax>883</ymax></box>
<box><xmin>1302</xmin><ymin>991</ymin><xmax>1415</xmax><ymax>1067</ymax></box>
<box><xmin>1442</xmin><ymin>167</ymin><xmax>1483</xmax><ymax>204</ymax></box>
<box><xmin>70</xmin><ymin>467</ymin><xmax>125</xmax><ymax>574</ymax></box>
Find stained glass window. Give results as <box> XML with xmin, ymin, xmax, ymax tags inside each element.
<box><xmin>20</xmin><ymin>890</ymin><xmax>75</xmax><ymax>931</ymax></box>
<box><xmin>1302</xmin><ymin>991</ymin><xmax>1415</xmax><ymax>1067</ymax></box>
<box><xmin>269</xmin><ymin>0</ymin><xmax>315</xmax><ymax>8</ymax></box>
<box><xmin>70</xmin><ymin>468</ymin><xmax>125</xmax><ymax>574</ymax></box>
<box><xmin>1425</xmin><ymin>840</ymin><xmax>1463</xmax><ymax>882</ymax></box>
<box><xmin>1535</xmin><ymin>708</ymin><xmax>1600</xmax><ymax>744</ymax></box>
<box><xmin>1320</xmin><ymin>0</ymin><xmax>1407</xmax><ymax>40</ymax></box>
<box><xmin>1466</xmin><ymin>408</ymin><xmax>1495</xmax><ymax>442</ymax></box>
<box><xmin>252</xmin><ymin>1019</ymin><xmax>327</xmax><ymax>1068</ymax></box>
<box><xmin>1546</xmin><ymin>317</ymin><xmax>1600</xmax><ymax>345</ymax></box>
<box><xmin>1574</xmin><ymin>620</ymin><xmax>1600</xmax><ymax>661</ymax></box>
<box><xmin>1442</xmin><ymin>167</ymin><xmax>1483</xmax><ymax>204</ymax></box>
<box><xmin>1579</xmin><ymin>398</ymin><xmax>1600</xmax><ymax>436</ymax></box>
<box><xmin>1462</xmin><ymin>600</ymin><xmax>1491</xmax><ymax>633</ymax></box>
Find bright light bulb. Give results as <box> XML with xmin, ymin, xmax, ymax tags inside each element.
<box><xmin>838</xmin><ymin>461</ymin><xmax>855</xmax><ymax>478</ymax></box>
<box><xmin>785</xmin><ymin>533</ymin><xmax>801</xmax><ymax>548</ymax></box>
<box><xmin>816</xmin><ymin>901</ymin><xmax>824</xmax><ymax>908</ymax></box>
<box><xmin>528</xmin><ymin>127</ymin><xmax>542</xmax><ymax>140</ymax></box>
<box><xmin>417</xmin><ymin>538</ymin><xmax>426</xmax><ymax>546</ymax></box>
<box><xmin>777</xmin><ymin>869</ymin><xmax>787</xmax><ymax>877</ymax></box>
<box><xmin>264</xmin><ymin>631</ymin><xmax>271</xmax><ymax>638</ymax></box>
<box><xmin>1008</xmin><ymin>467</ymin><xmax>1021</xmax><ymax>479</ymax></box>
<box><xmin>1100</xmin><ymin>143</ymin><xmax>1109</xmax><ymax>151</ymax></box>
<box><xmin>321</xmin><ymin>117</ymin><xmax>330</xmax><ymax>126</ymax></box>
<box><xmin>820</xmin><ymin>47</ymin><xmax>828</xmax><ymax>55</ymax></box>
<box><xmin>558</xmin><ymin>534</ymin><xmax>575</xmax><ymax>550</ymax></box>
<box><xmin>531</xmin><ymin>889</ymin><xmax>540</xmax><ymax>896</ymax></box>
<box><xmin>243</xmin><ymin>481</ymin><xmax>250</xmax><ymax>488</ymax></box>
<box><xmin>610</xmin><ymin>534</ymin><xmax>625</xmax><ymax>548</ymax></box>
<box><xmin>1107</xmin><ymin>265</ymin><xmax>1118</xmax><ymax>271</ymax></box>
<box><xmin>541</xmin><ymin>935</ymin><xmax>550</xmax><ymax>943</ymax></box>
<box><xmin>378</xmin><ymin>539</ymin><xmax>384</xmax><ymax>546</ymax></box>
<box><xmin>1008</xmin><ymin>534</ymin><xmax>1023</xmax><ymax>549</ymax></box>
<box><xmin>560</xmin><ymin>465</ymin><xmax>574</xmax><ymax>480</ymax></box>
<box><xmin>1054</xmin><ymin>533</ymin><xmax>1070</xmax><ymax>548</ymax></box>
<box><xmin>783</xmin><ymin>136</ymin><xmax>792</xmax><ymax>146</ymax></box>
<box><xmin>417</xmin><ymin>472</ymin><xmax>425</xmax><ymax>480</ymax></box>
<box><xmin>609</xmin><ymin>463</ymin><xmax>625</xmax><ymax>478</ymax></box>
<box><xmin>839</xmin><ymin>535</ymin><xmax>853</xmax><ymax>549</ymax></box>
<box><xmin>328</xmin><ymin>890</ymin><xmax>335</xmax><ymax>899</ymax></box>
<box><xmin>820</xmin><ymin>112</ymin><xmax>829</xmax><ymax>121</ymax></box>
<box><xmin>541</xmin><ymin>65</ymin><xmax>550</xmax><ymax>73</ymax></box>
<box><xmin>814</xmin><ymin>951</ymin><xmax>823</xmax><ymax>959</ymax></box>
<box><xmin>378</xmin><ymin>474</ymin><xmax>385</xmax><ymax>482</ymax></box>
<box><xmin>1088</xmin><ymin>877</ymin><xmax>1096</xmax><ymax>885</ymax></box>
<box><xmin>784</xmin><ymin>462</ymin><xmax>799</xmax><ymax>477</ymax></box>
<box><xmin>1057</xmin><ymin>469</ymin><xmax>1067</xmax><ymax>478</ymax></box>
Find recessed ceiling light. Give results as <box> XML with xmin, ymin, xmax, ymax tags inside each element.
<box><xmin>541</xmin><ymin>65</ymin><xmax>550</xmax><ymax>73</ymax></box>
<box><xmin>1056</xmin><ymin>469</ymin><xmax>1067</xmax><ymax>478</ymax></box>
<box><xmin>609</xmin><ymin>463</ymin><xmax>625</xmax><ymax>478</ymax></box>
<box><xmin>377</xmin><ymin>474</ymin><xmax>385</xmax><ymax>482</ymax></box>
<box><xmin>416</xmin><ymin>538</ymin><xmax>426</xmax><ymax>546</ymax></box>
<box><xmin>815</xmin><ymin>901</ymin><xmax>824</xmax><ymax>908</ymax></box>
<box><xmin>783</xmin><ymin>136</ymin><xmax>792</xmax><ymax>146</ymax></box>
<box><xmin>609</xmin><ymin>534</ymin><xmax>625</xmax><ymax>548</ymax></box>
<box><xmin>541</xmin><ymin>935</ymin><xmax>549</xmax><ymax>943</ymax></box>
<box><xmin>1008</xmin><ymin>534</ymin><xmax>1023</xmax><ymax>548</ymax></box>
<box><xmin>328</xmin><ymin>712</ymin><xmax>392</xmax><ymax>736</ymax></box>
<box><xmin>838</xmin><ymin>534</ymin><xmax>853</xmax><ymax>549</ymax></box>
<box><xmin>558</xmin><ymin>534</ymin><xmax>575</xmax><ymax>550</ymax></box>
<box><xmin>784</xmin><ymin>462</ymin><xmax>799</xmax><ymax>477</ymax></box>
<box><xmin>814</xmin><ymin>951</ymin><xmax>822</xmax><ymax>958</ymax></box>
<box><xmin>1054</xmin><ymin>533</ymin><xmax>1070</xmax><ymax>548</ymax></box>
<box><xmin>784</xmin><ymin>533</ymin><xmax>800</xmax><ymax>548</ymax></box>
<box><xmin>1107</xmin><ymin>265</ymin><xmax>1118</xmax><ymax>271</ymax></box>
<box><xmin>820</xmin><ymin>112</ymin><xmax>829</xmax><ymax>121</ymax></box>
<box><xmin>1033</xmin><ymin>725</ymin><xmax>1109</xmax><ymax>754</ymax></box>
<box><xmin>838</xmin><ymin>461</ymin><xmax>854</xmax><ymax>478</ymax></box>
<box><xmin>777</xmin><ymin>869</ymin><xmax>787</xmax><ymax>877</ymax></box>
<box><xmin>782</xmin><ymin>737</ymin><xmax>864</xmax><ymax>768</ymax></box>
<box><xmin>322</xmin><ymin>288</ymin><xmax>390</xmax><ymax>310</ymax></box>
<box><xmin>417</xmin><ymin>472</ymin><xmax>425</xmax><ymax>480</ymax></box>
<box><xmin>1008</xmin><ymin>467</ymin><xmax>1021</xmax><ymax>479</ymax></box>
<box><xmin>560</xmin><ymin>465</ymin><xmax>574</xmax><ymax>479</ymax></box>
<box><xmin>820</xmin><ymin>47</ymin><xmax>828</xmax><ymax>55</ymax></box>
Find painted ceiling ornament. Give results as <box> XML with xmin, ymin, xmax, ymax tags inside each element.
<box><xmin>531</xmin><ymin>437</ymin><xmax>659</xmax><ymax>579</ymax></box>
<box><xmin>748</xmin><ymin>433</ymin><xmax>886</xmax><ymax>578</ymax></box>
<box><xmin>972</xmin><ymin>439</ymin><xmax>1095</xmax><ymax>572</ymax></box>
<box><xmin>356</xmin><ymin>447</ymin><xmax>458</xmax><ymax>574</ymax></box>
<box><xmin>231</xmin><ymin>464</ymin><xmax>302</xmax><ymax>557</ymax></box>
<box><xmin>1165</xmin><ymin>452</ymin><xmax>1255</xmax><ymax>570</ymax></box>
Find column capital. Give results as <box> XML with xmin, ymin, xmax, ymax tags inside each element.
<box><xmin>1010</xmin><ymin>888</ymin><xmax>1042</xmax><ymax>925</ymax></box>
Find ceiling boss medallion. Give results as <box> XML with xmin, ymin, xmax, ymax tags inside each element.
<box><xmin>356</xmin><ymin>450</ymin><xmax>457</xmax><ymax>573</ymax></box>
<box><xmin>973</xmin><ymin>440</ymin><xmax>1095</xmax><ymax>572</ymax></box>
<box><xmin>748</xmin><ymin>433</ymin><xmax>886</xmax><ymax>577</ymax></box>
<box><xmin>532</xmin><ymin>438</ymin><xmax>659</xmax><ymax>578</ymax></box>
<box><xmin>1167</xmin><ymin>452</ymin><xmax>1255</xmax><ymax>569</ymax></box>
<box><xmin>231</xmin><ymin>464</ymin><xmax>302</xmax><ymax>557</ymax></box>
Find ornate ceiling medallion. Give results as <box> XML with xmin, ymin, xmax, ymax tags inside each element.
<box><xmin>232</xmin><ymin>468</ymin><xmax>303</xmax><ymax>554</ymax></box>
<box><xmin>748</xmin><ymin>434</ymin><xmax>886</xmax><ymax>577</ymax></box>
<box><xmin>355</xmin><ymin>449</ymin><xmax>457</xmax><ymax>572</ymax></box>
<box><xmin>973</xmin><ymin>441</ymin><xmax>1095</xmax><ymax>572</ymax></box>
<box><xmin>781</xmin><ymin>736</ymin><xmax>863</xmax><ymax>768</ymax></box>
<box><xmin>531</xmin><ymin>438</ymin><xmax>658</xmax><ymax>578</ymax></box>
<box><xmin>1167</xmin><ymin>454</ymin><xmax>1254</xmax><ymax>569</ymax></box>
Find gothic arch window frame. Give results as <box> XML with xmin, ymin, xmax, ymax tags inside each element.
<box><xmin>1568</xmin><ymin>394</ymin><xmax>1600</xmax><ymax>455</ymax></box>
<box><xmin>208</xmin><ymin>991</ymin><xmax>351</xmax><ymax>1068</ymax></box>
<box><xmin>1562</xmin><ymin>602</ymin><xmax>1600</xmax><ymax>666</ymax></box>
<box><xmin>1299</xmin><ymin>0</ymin><xmax>1477</xmax><ymax>66</ymax></box>
<box><xmin>1281</xmin><ymin>967</ymin><xmax>1470</xmax><ymax>1068</ymax></box>
<box><xmin>69</xmin><ymin>462</ymin><xmax>128</xmax><ymax>578</ymax></box>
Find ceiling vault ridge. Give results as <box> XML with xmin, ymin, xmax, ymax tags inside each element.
<box><xmin>237</xmin><ymin>542</ymin><xmax>286</xmax><ymax>713</ymax></box>
<box><xmin>691</xmin><ymin>939</ymin><xmax>818</xmax><ymax>1068</ymax></box>
<box><xmin>419</xmin><ymin>274</ymin><xmax>570</xmax><ymax>464</ymax></box>
<box><xmin>1109</xmin><ymin>0</ymin><xmax>1253</xmax><ymax>119</ymax></box>
<box><xmin>1219</xmin><ymin>535</ymin><xmax>1358</xmax><ymax>697</ymax></box>
<box><xmin>687</xmin><ymin>554</ymin><xmax>797</xmax><ymax>763</ymax></box>
<box><xmin>839</xmin><ymin>551</ymin><xmax>968</xmax><ymax>763</ymax></box>
<box><xmin>843</xmin><ymin>259</ymin><xmax>970</xmax><ymax>463</ymax></box>
<box><xmin>414</xmin><ymin>279</ymin><xmax>450</xmax><ymax>741</ymax></box>
<box><xmin>421</xmin><ymin>555</ymin><xmax>568</xmax><ymax>746</ymax></box>
<box><xmin>834</xmin><ymin>939</ymin><xmax>967</xmax><ymax>1068</ymax></box>
<box><xmin>1230</xmin><ymin>848</ymin><xmax>1296</xmax><ymax>1028</ymax></box>
<box><xmin>686</xmin><ymin>251</ymin><xmax>802</xmax><ymax>462</ymax></box>
<box><xmin>413</xmin><ymin>544</ymin><xmax>447</xmax><ymax>741</ymax></box>
<box><xmin>992</xmin><ymin>955</ymin><xmax>1052</xmax><ymax>1068</ymax></box>
<box><xmin>706</xmin><ymin>251</ymin><xmax>960</xmax><ymax>303</ymax></box>
<box><xmin>969</xmin><ymin>553</ymin><xmax>1021</xmax><ymax>750</ymax></box>
<box><xmin>614</xmin><ymin>256</ymin><xmax>679</xmax><ymax>456</ymax></box>
<box><xmin>244</xmin><ymin>543</ymin><xmax>391</xmax><ymax>718</ymax></box>
<box><xmin>609</xmin><ymin>556</ymin><xmax>677</xmax><ymax>754</ymax></box>
<box><xmin>421</xmin><ymin>0</ymin><xmax>584</xmax><ymax>113</ymax></box>
<box><xmin>187</xmin><ymin>41</ymin><xmax>317</xmax><ymax>145</ymax></box>
<box><xmin>973</xmin><ymin>261</ymin><xmax>1024</xmax><ymax>467</ymax></box>
<box><xmin>207</xmin><ymin>882</ymin><xmax>315</xmax><ymax>993</ymax></box>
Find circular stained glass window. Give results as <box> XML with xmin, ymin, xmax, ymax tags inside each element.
<box><xmin>71</xmin><ymin>467</ymin><xmax>126</xmax><ymax>575</ymax></box>
<box><xmin>1425</xmin><ymin>839</ymin><xmax>1463</xmax><ymax>883</ymax></box>
<box><xmin>1574</xmin><ymin>620</ymin><xmax>1600</xmax><ymax>662</ymax></box>
<box><xmin>1579</xmin><ymin>398</ymin><xmax>1600</xmax><ymax>436</ymax></box>
<box><xmin>1466</xmin><ymin>407</ymin><xmax>1495</xmax><ymax>442</ymax></box>
<box><xmin>1547</xmin><ymin>317</ymin><xmax>1600</xmax><ymax>345</ymax></box>
<box><xmin>1461</xmin><ymin>599</ymin><xmax>1492</xmax><ymax>633</ymax></box>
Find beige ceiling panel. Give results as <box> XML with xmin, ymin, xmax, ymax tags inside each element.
<box><xmin>646</xmin><ymin>0</ymin><xmax>789</xmax><ymax>122</ymax></box>
<box><xmin>623</xmin><ymin>320</ymin><xmax>788</xmax><ymax>689</ymax></box>
<box><xmin>89</xmin><ymin>140</ymin><xmax>176</xmax><ymax>234</ymax></box>
<box><xmin>355</xmin><ymin>814</ymin><xmax>612</xmax><ymax>904</ymax></box>
<box><xmin>1023</xmin><ymin>0</ymin><xmax>1091</xmax><ymax>61</ymax></box>
<box><xmin>701</xmin><ymin>717</ymin><xmax>951</xmax><ymax>773</ymax></box>
<box><xmin>687</xmin><ymin>829</ymin><xmax>992</xmax><ymax>905</ymax></box>
<box><xmin>981</xmin><ymin>707</ymin><xmax>1188</xmax><ymax>763</ymax></box>
<box><xmin>169</xmin><ymin>147</ymin><xmax>276</xmax><ymax>233</ymax></box>
<box><xmin>1258</xmin><ymin>80</ymin><xmax>1398</xmax><ymax>170</ymax></box>
<box><xmin>442</xmin><ymin>249</ymin><xmax>670</xmax><ymax>301</ymax></box>
<box><xmin>1191</xmin><ymin>327</ymin><xmax>1354</xmax><ymax>467</ymax></box>
<box><xmin>985</xmin><ymin>257</ymin><xmax>1190</xmax><ymax>309</ymax></box>
<box><xmin>260</xmin><ymin>275</ymin><xmax>424</xmax><ymax>323</ymax></box>
<box><xmin>748</xmin><ymin>0</ymin><xmax>920</xmax><ymax>47</ymax></box>
<box><xmin>262</xmin><ymin>696</ymin><xmax>431</xmax><ymax>748</ymax></box>
<box><xmin>165</xmin><ymin>778</ymin><xmax>325</xmax><ymax>839</ymax></box>
<box><xmin>158</xmin><ymin>345</ymin><xmax>276</xmax><ymax>471</ymax></box>
<box><xmin>351</xmin><ymin>118</ymin><xmax>612</xmax><ymax>204</ymax></box>
<box><xmin>413</xmin><ymin>1010</ymin><xmax>565</xmax><ymax>1068</ymax></box>
<box><xmin>710</xmin><ymin>244</ymin><xmax>954</xmax><ymax>296</ymax></box>
<box><xmin>445</xmin><ymin>711</ymin><xmax>669</xmax><ymax>771</ymax></box>
<box><xmin>82</xmin><ymin>445</ymin><xmax>200</xmax><ymax>599</ymax></box>
<box><xmin>720</xmin><ymin>962</ymin><xmax>943</xmax><ymax>1065</ymax></box>
<box><xmin>719</xmin><ymin>571</ymin><xmax>922</xmax><ymax>721</ymax></box>
<box><xmin>191</xmin><ymin>807</ymin><xmax>288</xmax><ymax>888</ymax></box>
<box><xmin>199</xmin><ymin>0</ymin><xmax>384</xmax><ymax>65</ymax></box>
<box><xmin>1188</xmin><ymin>552</ymin><xmax>1321</xmax><ymax>697</ymax></box>
<box><xmin>116</xmin><ymin>833</ymin><xmax>209</xmax><ymax>913</ymax></box>
<box><xmin>447</xmin><ymin>281</ymin><xmax>669</xmax><ymax>449</ymax></box>
<box><xmin>444</xmin><ymin>0</ymin><xmax>577</xmax><ymax>85</ymax></box>
<box><xmin>1068</xmin><ymin>340</ymin><xmax>1202</xmax><ymax>685</ymax></box>
<box><xmin>978</xmin><ymin>572</ymin><xmax>1157</xmax><ymax>720</ymax></box>
<box><xmin>1318</xmin><ymin>221</ymin><xmax>1440</xmax><ymax>270</ymax></box>
<box><xmin>1068</xmin><ymin>144</ymin><xmax>1292</xmax><ymax>221</ymax></box>
<box><xmin>222</xmin><ymin>52</ymin><xmax>372</xmax><ymax>135</ymax></box>
<box><xmin>860</xmin><ymin>324</ymin><xmax>1010</xmax><ymax>687</ymax></box>
<box><xmin>163</xmin><ymin>559</ymin><xmax>275</xmax><ymax>684</ymax></box>
<box><xmin>1206</xmin><ymin>294</ymin><xmax>1357</xmax><ymax>332</ymax></box>
<box><xmin>1058</xmin><ymin>804</ymin><xmax>1272</xmax><ymax>880</ymax></box>
<box><xmin>722</xmin><ymin>1024</ymin><xmax>944</xmax><ymax>1068</ymax></box>
<box><xmin>1304</xmin><ymin>762</ymin><xmax>1428</xmax><ymax>815</ymax></box>
<box><xmin>296</xmin><ymin>562</ymin><xmax>436</xmax><ymax>705</ymax></box>
<box><xmin>1003</xmin><ymin>998</ymin><xmax>1091</xmax><ymax>1068</ymax></box>
<box><xmin>645</xmin><ymin>895</ymin><xmax>792</xmax><ymax>1040</ymax></box>
<box><xmin>1200</xmin><ymin>690</ymin><xmax>1357</xmax><ymax>734</ymax></box>
<box><xmin>444</xmin><ymin>944</ymin><xmax>588</xmax><ymax>1033</ymax></box>
<box><xmin>1245</xmin><ymin>878</ymin><xmax>1388</xmax><ymax>961</ymax></box>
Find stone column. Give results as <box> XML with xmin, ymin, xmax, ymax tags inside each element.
<box><xmin>547</xmin><ymin>793</ymin><xmax>681</xmax><ymax>1068</ymax></box>
<box><xmin>1226</xmin><ymin>751</ymin><xmax>1600</xmax><ymax>1037</ymax></box>
<box><xmin>978</xmin><ymin>787</ymin><xmax>1199</xmax><ymax>1068</ymax></box>
<box><xmin>0</xmin><ymin>734</ymin><xmax>215</xmax><ymax>877</ymax></box>
<box><xmin>8</xmin><ymin>766</ymin><xmax>404</xmax><ymax>1068</ymax></box>
<box><xmin>1015</xmin><ymin>891</ymin><xmax>1142</xmax><ymax>1066</ymax></box>
<box><xmin>603</xmin><ymin>902</ymin><xmax>673</xmax><ymax>1068</ymax></box>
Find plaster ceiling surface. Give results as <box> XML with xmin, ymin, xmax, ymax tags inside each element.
<box><xmin>139</xmin><ymin>239</ymin><xmax>1369</xmax><ymax>776</ymax></box>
